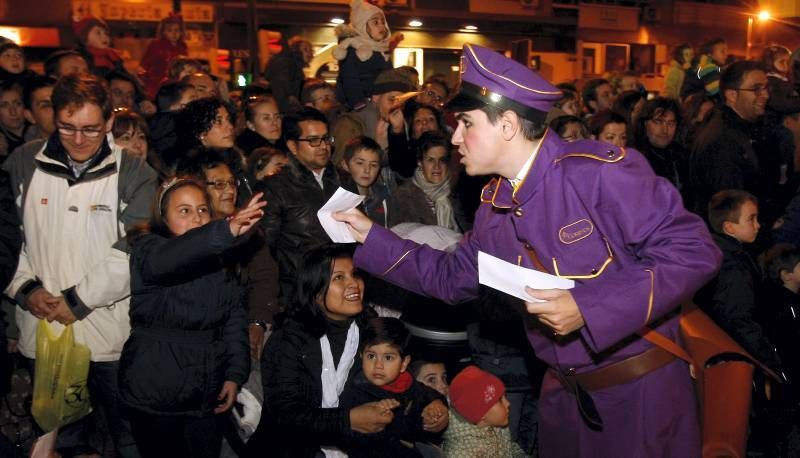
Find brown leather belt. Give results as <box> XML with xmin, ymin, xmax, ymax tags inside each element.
<box><xmin>555</xmin><ymin>345</ymin><xmax>677</xmax><ymax>393</ymax></box>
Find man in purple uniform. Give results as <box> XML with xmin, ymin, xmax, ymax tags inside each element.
<box><xmin>335</xmin><ymin>44</ymin><xmax>721</xmax><ymax>457</ymax></box>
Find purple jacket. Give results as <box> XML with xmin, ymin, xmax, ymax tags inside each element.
<box><xmin>355</xmin><ymin>130</ymin><xmax>722</xmax><ymax>456</ymax></box>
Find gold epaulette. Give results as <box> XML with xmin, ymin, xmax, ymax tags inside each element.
<box><xmin>554</xmin><ymin>145</ymin><xmax>627</xmax><ymax>164</ymax></box>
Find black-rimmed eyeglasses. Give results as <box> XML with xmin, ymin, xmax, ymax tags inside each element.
<box><xmin>296</xmin><ymin>135</ymin><xmax>334</xmax><ymax>147</ymax></box>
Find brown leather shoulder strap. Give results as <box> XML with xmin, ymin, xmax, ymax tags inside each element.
<box><xmin>637</xmin><ymin>327</ymin><xmax>696</xmax><ymax>378</ymax></box>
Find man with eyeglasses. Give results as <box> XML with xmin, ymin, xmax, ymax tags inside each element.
<box><xmin>690</xmin><ymin>60</ymin><xmax>771</xmax><ymax>220</ymax></box>
<box><xmin>3</xmin><ymin>73</ymin><xmax>155</xmax><ymax>457</ymax></box>
<box><xmin>258</xmin><ymin>107</ymin><xmax>340</xmax><ymax>305</ymax></box>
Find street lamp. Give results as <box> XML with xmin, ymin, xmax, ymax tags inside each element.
<box><xmin>746</xmin><ymin>10</ymin><xmax>770</xmax><ymax>60</ymax></box>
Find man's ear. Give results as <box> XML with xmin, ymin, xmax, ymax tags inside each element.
<box><xmin>287</xmin><ymin>139</ymin><xmax>299</xmax><ymax>156</ymax></box>
<box><xmin>341</xmin><ymin>160</ymin><xmax>350</xmax><ymax>172</ymax></box>
<box><xmin>23</xmin><ymin>109</ymin><xmax>36</xmax><ymax>125</ymax></box>
<box><xmin>723</xmin><ymin>88</ymin><xmax>737</xmax><ymax>107</ymax></box>
<box><xmin>499</xmin><ymin>110</ymin><xmax>520</xmax><ymax>141</ymax></box>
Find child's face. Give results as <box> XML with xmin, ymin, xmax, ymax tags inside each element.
<box><xmin>415</xmin><ymin>363</ymin><xmax>448</xmax><ymax>396</ymax></box>
<box><xmin>480</xmin><ymin>395</ymin><xmax>510</xmax><ymax>428</ymax></box>
<box><xmin>366</xmin><ymin>13</ymin><xmax>388</xmax><ymax>41</ymax></box>
<box><xmin>362</xmin><ymin>342</ymin><xmax>410</xmax><ymax>387</ymax></box>
<box><xmin>724</xmin><ymin>200</ymin><xmax>760</xmax><ymax>243</ymax></box>
<box><xmin>0</xmin><ymin>48</ymin><xmax>24</xmax><ymax>74</ymax></box>
<box><xmin>115</xmin><ymin>127</ymin><xmax>148</xmax><ymax>159</ymax></box>
<box><xmin>782</xmin><ymin>263</ymin><xmax>800</xmax><ymax>286</ymax></box>
<box><xmin>163</xmin><ymin>23</ymin><xmax>182</xmax><ymax>44</ymax></box>
<box><xmin>165</xmin><ymin>186</ymin><xmax>211</xmax><ymax>236</ymax></box>
<box><xmin>344</xmin><ymin>148</ymin><xmax>381</xmax><ymax>190</ymax></box>
<box><xmin>86</xmin><ymin>25</ymin><xmax>111</xmax><ymax>48</ymax></box>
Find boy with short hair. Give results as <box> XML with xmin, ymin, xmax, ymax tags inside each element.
<box><xmin>696</xmin><ymin>189</ymin><xmax>779</xmax><ymax>367</ymax></box>
<box><xmin>339</xmin><ymin>317</ymin><xmax>448</xmax><ymax>457</ymax></box>
<box><xmin>443</xmin><ymin>365</ymin><xmax>528</xmax><ymax>458</ymax></box>
<box><xmin>340</xmin><ymin>136</ymin><xmax>393</xmax><ymax>227</ymax></box>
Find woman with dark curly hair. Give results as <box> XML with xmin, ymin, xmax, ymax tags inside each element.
<box><xmin>176</xmin><ymin>97</ymin><xmax>255</xmax><ymax>204</ymax></box>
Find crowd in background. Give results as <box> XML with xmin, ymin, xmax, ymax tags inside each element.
<box><xmin>1</xmin><ymin>1</ymin><xmax>800</xmax><ymax>456</ymax></box>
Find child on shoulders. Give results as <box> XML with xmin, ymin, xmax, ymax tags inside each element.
<box><xmin>333</xmin><ymin>0</ymin><xmax>403</xmax><ymax>110</ymax></box>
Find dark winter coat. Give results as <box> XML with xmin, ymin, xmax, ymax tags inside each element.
<box><xmin>258</xmin><ymin>155</ymin><xmax>339</xmax><ymax>304</ymax></box>
<box><xmin>0</xmin><ymin>168</ymin><xmax>20</xmax><ymax>291</ymax></box>
<box><xmin>635</xmin><ymin>140</ymin><xmax>691</xmax><ymax>204</ymax></box>
<box><xmin>689</xmin><ymin>106</ymin><xmax>763</xmax><ymax>217</ymax></box>
<box><xmin>759</xmin><ymin>284</ymin><xmax>800</xmax><ymax>388</ymax></box>
<box><xmin>336</xmin><ymin>47</ymin><xmax>392</xmax><ymax>109</ymax></box>
<box><xmin>339</xmin><ymin>372</ymin><xmax>445</xmax><ymax>457</ymax></box>
<box><xmin>118</xmin><ymin>219</ymin><xmax>250</xmax><ymax>417</ymax></box>
<box><xmin>694</xmin><ymin>233</ymin><xmax>780</xmax><ymax>368</ymax></box>
<box><xmin>246</xmin><ymin>315</ymin><xmax>371</xmax><ymax>457</ymax></box>
<box><xmin>387</xmin><ymin>128</ymin><xmax>418</xmax><ymax>179</ymax></box>
<box><xmin>235</xmin><ymin>128</ymin><xmax>287</xmax><ymax>156</ymax></box>
<box><xmin>264</xmin><ymin>48</ymin><xmax>306</xmax><ymax>113</ymax></box>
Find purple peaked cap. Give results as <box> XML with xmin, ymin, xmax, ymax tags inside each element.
<box><xmin>446</xmin><ymin>43</ymin><xmax>562</xmax><ymax>123</ymax></box>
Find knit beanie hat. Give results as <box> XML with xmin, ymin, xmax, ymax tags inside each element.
<box><xmin>373</xmin><ymin>67</ymin><xmax>417</xmax><ymax>95</ymax></box>
<box><xmin>72</xmin><ymin>16</ymin><xmax>109</xmax><ymax>45</ymax></box>
<box><xmin>449</xmin><ymin>366</ymin><xmax>506</xmax><ymax>424</ymax></box>
<box><xmin>349</xmin><ymin>0</ymin><xmax>386</xmax><ymax>40</ymax></box>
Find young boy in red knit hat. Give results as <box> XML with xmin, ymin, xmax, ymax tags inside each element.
<box><xmin>339</xmin><ymin>317</ymin><xmax>449</xmax><ymax>457</ymax></box>
<box><xmin>444</xmin><ymin>365</ymin><xmax>529</xmax><ymax>458</ymax></box>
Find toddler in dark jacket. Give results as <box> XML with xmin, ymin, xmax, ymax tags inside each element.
<box><xmin>340</xmin><ymin>317</ymin><xmax>448</xmax><ymax>457</ymax></box>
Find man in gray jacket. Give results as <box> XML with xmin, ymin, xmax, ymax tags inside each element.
<box><xmin>4</xmin><ymin>73</ymin><xmax>155</xmax><ymax>457</ymax></box>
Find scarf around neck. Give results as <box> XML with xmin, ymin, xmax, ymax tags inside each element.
<box><xmin>412</xmin><ymin>167</ymin><xmax>458</xmax><ymax>232</ymax></box>
<box><xmin>380</xmin><ymin>370</ymin><xmax>413</xmax><ymax>394</ymax></box>
<box><xmin>320</xmin><ymin>320</ymin><xmax>359</xmax><ymax>458</ymax></box>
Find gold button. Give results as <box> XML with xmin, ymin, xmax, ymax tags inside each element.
<box><xmin>606</xmin><ymin>149</ymin><xmax>615</xmax><ymax>158</ymax></box>
<box><xmin>591</xmin><ymin>268</ymin><xmax>598</xmax><ymax>274</ymax></box>
<box><xmin>514</xmin><ymin>208</ymin><xmax>524</xmax><ymax>217</ymax></box>
<box><xmin>523</xmin><ymin>242</ymin><xmax>532</xmax><ymax>249</ymax></box>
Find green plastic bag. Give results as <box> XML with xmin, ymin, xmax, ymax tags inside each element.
<box><xmin>31</xmin><ymin>320</ymin><xmax>92</xmax><ymax>432</ymax></box>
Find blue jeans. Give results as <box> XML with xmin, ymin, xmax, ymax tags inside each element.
<box><xmin>24</xmin><ymin>357</ymin><xmax>140</xmax><ymax>457</ymax></box>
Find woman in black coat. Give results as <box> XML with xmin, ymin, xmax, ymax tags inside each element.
<box><xmin>245</xmin><ymin>245</ymin><xmax>397</xmax><ymax>457</ymax></box>
<box><xmin>118</xmin><ymin>177</ymin><xmax>265</xmax><ymax>457</ymax></box>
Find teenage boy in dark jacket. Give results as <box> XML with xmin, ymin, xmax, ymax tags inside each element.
<box><xmin>695</xmin><ymin>189</ymin><xmax>780</xmax><ymax>368</ymax></box>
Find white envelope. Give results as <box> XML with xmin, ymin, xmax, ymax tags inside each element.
<box><xmin>317</xmin><ymin>187</ymin><xmax>366</xmax><ymax>243</ymax></box>
<box><xmin>478</xmin><ymin>251</ymin><xmax>574</xmax><ymax>302</ymax></box>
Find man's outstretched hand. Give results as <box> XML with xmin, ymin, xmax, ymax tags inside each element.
<box><xmin>332</xmin><ymin>209</ymin><xmax>374</xmax><ymax>244</ymax></box>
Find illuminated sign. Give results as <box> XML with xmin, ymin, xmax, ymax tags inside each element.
<box><xmin>71</xmin><ymin>1</ymin><xmax>214</xmax><ymax>23</ymax></box>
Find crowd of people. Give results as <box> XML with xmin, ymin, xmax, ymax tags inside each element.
<box><xmin>0</xmin><ymin>0</ymin><xmax>800</xmax><ymax>455</ymax></box>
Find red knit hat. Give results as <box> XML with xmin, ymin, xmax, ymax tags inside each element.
<box><xmin>72</xmin><ymin>16</ymin><xmax>108</xmax><ymax>45</ymax></box>
<box><xmin>449</xmin><ymin>365</ymin><xmax>506</xmax><ymax>424</ymax></box>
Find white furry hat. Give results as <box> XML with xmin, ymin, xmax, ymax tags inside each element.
<box><xmin>349</xmin><ymin>0</ymin><xmax>386</xmax><ymax>39</ymax></box>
